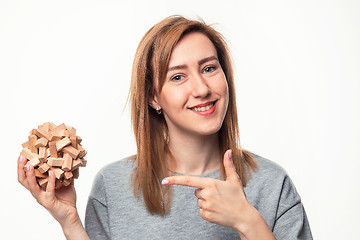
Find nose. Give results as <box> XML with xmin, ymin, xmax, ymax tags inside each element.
<box><xmin>191</xmin><ymin>72</ymin><xmax>210</xmax><ymax>98</ymax></box>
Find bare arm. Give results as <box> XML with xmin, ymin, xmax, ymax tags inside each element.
<box><xmin>17</xmin><ymin>155</ymin><xmax>90</xmax><ymax>240</ymax></box>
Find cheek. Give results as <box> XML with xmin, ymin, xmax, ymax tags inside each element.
<box><xmin>159</xmin><ymin>86</ymin><xmax>189</xmax><ymax>110</ymax></box>
<box><xmin>212</xmin><ymin>75</ymin><xmax>229</xmax><ymax>113</ymax></box>
<box><xmin>212</xmin><ymin>74</ymin><xmax>229</xmax><ymax>98</ymax></box>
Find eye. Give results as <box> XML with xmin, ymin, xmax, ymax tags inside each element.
<box><xmin>203</xmin><ymin>66</ymin><xmax>217</xmax><ymax>73</ymax></box>
<box><xmin>171</xmin><ymin>74</ymin><xmax>184</xmax><ymax>82</ymax></box>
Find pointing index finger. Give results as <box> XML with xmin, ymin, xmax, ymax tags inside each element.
<box><xmin>162</xmin><ymin>176</ymin><xmax>212</xmax><ymax>189</ymax></box>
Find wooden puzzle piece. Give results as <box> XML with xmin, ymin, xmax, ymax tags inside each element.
<box><xmin>62</xmin><ymin>146</ymin><xmax>80</xmax><ymax>159</ymax></box>
<box><xmin>28</xmin><ymin>135</ymin><xmax>38</xmax><ymax>154</ymax></box>
<box><xmin>47</xmin><ymin>158</ymin><xmax>64</xmax><ymax>167</ymax></box>
<box><xmin>38</xmin><ymin>163</ymin><xmax>50</xmax><ymax>174</ymax></box>
<box><xmin>56</xmin><ymin>137</ymin><xmax>71</xmax><ymax>151</ymax></box>
<box><xmin>61</xmin><ymin>153</ymin><xmax>72</xmax><ymax>171</ymax></box>
<box><xmin>35</xmin><ymin>138</ymin><xmax>48</xmax><ymax>148</ymax></box>
<box><xmin>20</xmin><ymin>122</ymin><xmax>87</xmax><ymax>189</ymax></box>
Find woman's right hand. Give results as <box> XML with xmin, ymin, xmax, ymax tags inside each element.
<box><xmin>17</xmin><ymin>155</ymin><xmax>88</xmax><ymax>239</ymax></box>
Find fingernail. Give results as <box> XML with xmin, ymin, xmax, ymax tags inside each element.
<box><xmin>19</xmin><ymin>155</ymin><xmax>23</xmax><ymax>162</ymax></box>
<box><xmin>26</xmin><ymin>164</ymin><xmax>30</xmax><ymax>171</ymax></box>
<box><xmin>228</xmin><ymin>150</ymin><xmax>232</xmax><ymax>159</ymax></box>
<box><xmin>48</xmin><ymin>171</ymin><xmax>52</xmax><ymax>177</ymax></box>
<box><xmin>161</xmin><ymin>179</ymin><xmax>169</xmax><ymax>185</ymax></box>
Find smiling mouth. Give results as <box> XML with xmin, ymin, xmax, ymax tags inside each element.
<box><xmin>190</xmin><ymin>101</ymin><xmax>216</xmax><ymax>112</ymax></box>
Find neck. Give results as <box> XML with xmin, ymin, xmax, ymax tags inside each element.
<box><xmin>167</xmin><ymin>131</ymin><xmax>221</xmax><ymax>175</ymax></box>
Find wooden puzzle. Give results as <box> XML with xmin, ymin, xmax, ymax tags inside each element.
<box><xmin>21</xmin><ymin>122</ymin><xmax>87</xmax><ymax>189</ymax></box>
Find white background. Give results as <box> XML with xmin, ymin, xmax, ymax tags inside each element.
<box><xmin>1</xmin><ymin>0</ymin><xmax>359</xmax><ymax>239</ymax></box>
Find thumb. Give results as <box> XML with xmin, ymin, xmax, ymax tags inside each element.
<box><xmin>223</xmin><ymin>149</ymin><xmax>241</xmax><ymax>184</ymax></box>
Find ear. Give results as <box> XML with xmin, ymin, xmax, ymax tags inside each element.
<box><xmin>149</xmin><ymin>95</ymin><xmax>160</xmax><ymax>110</ymax></box>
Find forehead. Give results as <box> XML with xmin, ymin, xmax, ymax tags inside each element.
<box><xmin>168</xmin><ymin>32</ymin><xmax>218</xmax><ymax>67</ymax></box>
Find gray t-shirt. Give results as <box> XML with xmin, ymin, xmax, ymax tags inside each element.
<box><xmin>85</xmin><ymin>154</ymin><xmax>312</xmax><ymax>239</ymax></box>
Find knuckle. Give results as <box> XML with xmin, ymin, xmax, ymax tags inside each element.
<box><xmin>204</xmin><ymin>201</ymin><xmax>213</xmax><ymax>210</ymax></box>
<box><xmin>203</xmin><ymin>210</ymin><xmax>213</xmax><ymax>221</ymax></box>
<box><xmin>205</xmin><ymin>188</ymin><xmax>214</xmax><ymax>198</ymax></box>
<box><xmin>201</xmin><ymin>191</ymin><xmax>208</xmax><ymax>199</ymax></box>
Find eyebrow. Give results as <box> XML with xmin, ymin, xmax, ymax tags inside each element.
<box><xmin>167</xmin><ymin>56</ymin><xmax>218</xmax><ymax>73</ymax></box>
<box><xmin>198</xmin><ymin>56</ymin><xmax>218</xmax><ymax>66</ymax></box>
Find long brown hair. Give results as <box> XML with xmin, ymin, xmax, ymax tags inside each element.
<box><xmin>130</xmin><ymin>15</ymin><xmax>257</xmax><ymax>215</ymax></box>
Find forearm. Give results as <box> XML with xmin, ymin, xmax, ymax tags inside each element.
<box><xmin>60</xmin><ymin>214</ymin><xmax>90</xmax><ymax>240</ymax></box>
<box><xmin>235</xmin><ymin>206</ymin><xmax>276</xmax><ymax>240</ymax></box>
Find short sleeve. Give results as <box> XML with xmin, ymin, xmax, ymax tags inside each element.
<box><xmin>85</xmin><ymin>172</ymin><xmax>111</xmax><ymax>240</ymax></box>
<box><xmin>272</xmin><ymin>175</ymin><xmax>313</xmax><ymax>240</ymax></box>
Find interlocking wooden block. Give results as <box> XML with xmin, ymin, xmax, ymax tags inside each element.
<box><xmin>76</xmin><ymin>136</ymin><xmax>82</xmax><ymax>144</ymax></box>
<box><xmin>35</xmin><ymin>138</ymin><xmax>48</xmax><ymax>148</ymax></box>
<box><xmin>62</xmin><ymin>153</ymin><xmax>72</xmax><ymax>171</ymax></box>
<box><xmin>70</xmin><ymin>136</ymin><xmax>78</xmax><ymax>149</ymax></box>
<box><xmin>28</xmin><ymin>135</ymin><xmax>38</xmax><ymax>154</ymax></box>
<box><xmin>38</xmin><ymin>147</ymin><xmax>47</xmax><ymax>162</ymax></box>
<box><xmin>38</xmin><ymin>122</ymin><xmax>50</xmax><ymax>132</ymax></box>
<box><xmin>72</xmin><ymin>168</ymin><xmax>79</xmax><ymax>179</ymax></box>
<box><xmin>49</xmin><ymin>122</ymin><xmax>57</xmax><ymax>130</ymax></box>
<box><xmin>35</xmin><ymin>169</ymin><xmax>47</xmax><ymax>178</ymax></box>
<box><xmin>50</xmin><ymin>167</ymin><xmax>64</xmax><ymax>179</ymax></box>
<box><xmin>25</xmin><ymin>158</ymin><xmax>41</xmax><ymax>169</ymax></box>
<box><xmin>49</xmin><ymin>141</ymin><xmax>58</xmax><ymax>158</ymax></box>
<box><xmin>66</xmin><ymin>125</ymin><xmax>76</xmax><ymax>137</ymax></box>
<box><xmin>78</xmin><ymin>145</ymin><xmax>87</xmax><ymax>158</ymax></box>
<box><xmin>34</xmin><ymin>128</ymin><xmax>50</xmax><ymax>140</ymax></box>
<box><xmin>38</xmin><ymin>178</ymin><xmax>48</xmax><ymax>188</ymax></box>
<box><xmin>56</xmin><ymin>137</ymin><xmax>71</xmax><ymax>151</ymax></box>
<box><xmin>72</xmin><ymin>158</ymin><xmax>82</xmax><ymax>170</ymax></box>
<box><xmin>21</xmin><ymin>122</ymin><xmax>87</xmax><ymax>189</ymax></box>
<box><xmin>51</xmin><ymin>123</ymin><xmax>66</xmax><ymax>133</ymax></box>
<box><xmin>21</xmin><ymin>147</ymin><xmax>38</xmax><ymax>160</ymax></box>
<box><xmin>50</xmin><ymin>132</ymin><xmax>66</xmax><ymax>141</ymax></box>
<box><xmin>49</xmin><ymin>123</ymin><xmax>67</xmax><ymax>141</ymax></box>
<box><xmin>38</xmin><ymin>163</ymin><xmax>50</xmax><ymax>174</ymax></box>
<box><xmin>64</xmin><ymin>171</ymin><xmax>73</xmax><ymax>179</ymax></box>
<box><xmin>47</xmin><ymin>158</ymin><xmax>64</xmax><ymax>167</ymax></box>
<box><xmin>22</xmin><ymin>141</ymin><xmax>29</xmax><ymax>148</ymax></box>
<box><xmin>81</xmin><ymin>159</ymin><xmax>87</xmax><ymax>167</ymax></box>
<box><xmin>62</xmin><ymin>146</ymin><xmax>80</xmax><ymax>159</ymax></box>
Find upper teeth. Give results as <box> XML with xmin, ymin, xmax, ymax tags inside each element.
<box><xmin>192</xmin><ymin>102</ymin><xmax>214</xmax><ymax>112</ymax></box>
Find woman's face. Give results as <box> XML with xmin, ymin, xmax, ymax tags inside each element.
<box><xmin>152</xmin><ymin>32</ymin><xmax>229</xmax><ymax>138</ymax></box>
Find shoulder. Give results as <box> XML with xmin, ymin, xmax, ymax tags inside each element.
<box><xmin>250</xmin><ymin>153</ymin><xmax>288</xmax><ymax>181</ymax></box>
<box><xmin>247</xmin><ymin>154</ymin><xmax>313</xmax><ymax>238</ymax></box>
<box><xmin>245</xmin><ymin>153</ymin><xmax>301</xmax><ymax>207</ymax></box>
<box><xmin>96</xmin><ymin>155</ymin><xmax>136</xmax><ymax>178</ymax></box>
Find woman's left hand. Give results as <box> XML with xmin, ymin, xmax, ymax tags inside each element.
<box><xmin>162</xmin><ymin>150</ymin><xmax>276</xmax><ymax>240</ymax></box>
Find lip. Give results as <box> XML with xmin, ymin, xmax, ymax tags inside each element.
<box><xmin>189</xmin><ymin>101</ymin><xmax>216</xmax><ymax>109</ymax></box>
<box><xmin>189</xmin><ymin>101</ymin><xmax>217</xmax><ymax>116</ymax></box>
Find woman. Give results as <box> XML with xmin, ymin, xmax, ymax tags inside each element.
<box><xmin>17</xmin><ymin>16</ymin><xmax>312</xmax><ymax>239</ymax></box>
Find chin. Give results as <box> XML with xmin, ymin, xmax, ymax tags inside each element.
<box><xmin>195</xmin><ymin>123</ymin><xmax>223</xmax><ymax>136</ymax></box>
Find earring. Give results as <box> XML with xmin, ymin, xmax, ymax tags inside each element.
<box><xmin>156</xmin><ymin>107</ymin><xmax>162</xmax><ymax>114</ymax></box>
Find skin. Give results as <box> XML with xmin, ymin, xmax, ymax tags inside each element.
<box><xmin>162</xmin><ymin>150</ymin><xmax>276</xmax><ymax>240</ymax></box>
<box><xmin>155</xmin><ymin>33</ymin><xmax>276</xmax><ymax>239</ymax></box>
<box><xmin>17</xmin><ymin>32</ymin><xmax>275</xmax><ymax>239</ymax></box>
<box><xmin>17</xmin><ymin>155</ymin><xmax>89</xmax><ymax>240</ymax></box>
<box><xmin>151</xmin><ymin>32</ymin><xmax>228</xmax><ymax>175</ymax></box>
<box><xmin>152</xmin><ymin>33</ymin><xmax>229</xmax><ymax>139</ymax></box>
